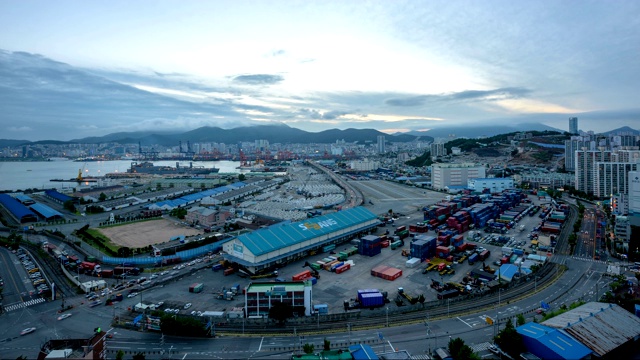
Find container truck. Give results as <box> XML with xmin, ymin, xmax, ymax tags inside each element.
<box><xmin>468</xmin><ymin>253</ymin><xmax>479</xmax><ymax>265</ymax></box>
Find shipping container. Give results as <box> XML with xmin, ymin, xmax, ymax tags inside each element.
<box><xmin>478</xmin><ymin>250</ymin><xmax>490</xmax><ymax>261</ymax></box>
<box><xmin>468</xmin><ymin>253</ymin><xmax>479</xmax><ymax>265</ymax></box>
<box><xmin>189</xmin><ymin>283</ymin><xmax>204</xmax><ymax>293</ymax></box>
<box><xmin>335</xmin><ymin>263</ymin><xmax>350</xmax><ymax>274</ymax></box>
<box><xmin>359</xmin><ymin>292</ymin><xmax>385</xmax><ymax>307</ymax></box>
<box><xmin>322</xmin><ymin>244</ymin><xmax>336</xmax><ymax>253</ymax></box>
<box><xmin>224</xmin><ymin>268</ymin><xmax>235</xmax><ymax>276</ymax></box>
<box><xmin>292</xmin><ymin>270</ymin><xmax>312</xmax><ymax>281</ymax></box>
<box><xmin>100</xmin><ymin>269</ymin><xmax>113</xmax><ymax>278</ymax></box>
<box><xmin>314</xmin><ymin>304</ymin><xmax>328</xmax><ymax>314</ymax></box>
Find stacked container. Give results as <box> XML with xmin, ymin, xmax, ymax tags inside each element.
<box><xmin>358</xmin><ymin>235</ymin><xmax>382</xmax><ymax>257</ymax></box>
<box><xmin>370</xmin><ymin>265</ymin><xmax>402</xmax><ymax>281</ymax></box>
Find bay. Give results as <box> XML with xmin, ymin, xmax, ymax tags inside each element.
<box><xmin>0</xmin><ymin>160</ymin><xmax>241</xmax><ymax>192</ymax></box>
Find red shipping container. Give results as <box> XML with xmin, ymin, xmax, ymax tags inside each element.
<box><xmin>381</xmin><ymin>240</ymin><xmax>390</xmax><ymax>248</ymax></box>
<box><xmin>224</xmin><ymin>268</ymin><xmax>235</xmax><ymax>276</ymax></box>
<box><xmin>293</xmin><ymin>269</ymin><xmax>312</xmax><ymax>281</ymax></box>
<box><xmin>335</xmin><ymin>264</ymin><xmax>350</xmax><ymax>274</ymax></box>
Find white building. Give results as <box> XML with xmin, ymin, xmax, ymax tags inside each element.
<box><xmin>629</xmin><ymin>171</ymin><xmax>640</xmax><ymax>216</ymax></box>
<box><xmin>468</xmin><ymin>178</ymin><xmax>514</xmax><ymax>193</ymax></box>
<box><xmin>349</xmin><ymin>159</ymin><xmax>380</xmax><ymax>171</ymax></box>
<box><xmin>430</xmin><ymin>142</ymin><xmax>446</xmax><ymax>159</ymax></box>
<box><xmin>610</xmin><ymin>193</ymin><xmax>629</xmax><ymax>216</ymax></box>
<box><xmin>614</xmin><ymin>216</ymin><xmax>631</xmax><ymax>247</ymax></box>
<box><xmin>431</xmin><ymin>163</ymin><xmax>485</xmax><ymax>191</ymax></box>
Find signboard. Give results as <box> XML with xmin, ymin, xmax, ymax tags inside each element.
<box><xmin>298</xmin><ymin>219</ymin><xmax>338</xmax><ymax>231</ymax></box>
<box><xmin>233</xmin><ymin>243</ymin><xmax>244</xmax><ymax>259</ymax></box>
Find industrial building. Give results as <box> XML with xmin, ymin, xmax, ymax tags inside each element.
<box><xmin>467</xmin><ymin>177</ymin><xmax>514</xmax><ymax>194</ymax></box>
<box><xmin>431</xmin><ymin>163</ymin><xmax>486</xmax><ymax>191</ymax></box>
<box><xmin>222</xmin><ymin>207</ymin><xmax>379</xmax><ymax>274</ymax></box>
<box><xmin>245</xmin><ymin>281</ymin><xmax>312</xmax><ymax>317</ymax></box>
<box><xmin>29</xmin><ymin>203</ymin><xmax>64</xmax><ymax>221</ymax></box>
<box><xmin>0</xmin><ymin>193</ymin><xmax>38</xmax><ymax>223</ymax></box>
<box><xmin>517</xmin><ymin>302</ymin><xmax>640</xmax><ymax>359</ymax></box>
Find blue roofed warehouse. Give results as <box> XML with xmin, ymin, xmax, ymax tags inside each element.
<box><xmin>223</xmin><ymin>207</ymin><xmax>379</xmax><ymax>273</ymax></box>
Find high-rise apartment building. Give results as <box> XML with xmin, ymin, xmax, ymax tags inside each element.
<box><xmin>575</xmin><ymin>148</ymin><xmax>611</xmax><ymax>194</ymax></box>
<box><xmin>569</xmin><ymin>117</ymin><xmax>578</xmax><ymax>134</ymax></box>
<box><xmin>431</xmin><ymin>163</ymin><xmax>485</xmax><ymax>190</ymax></box>
<box><xmin>564</xmin><ymin>135</ymin><xmax>596</xmax><ymax>171</ymax></box>
<box><xmin>629</xmin><ymin>171</ymin><xmax>640</xmax><ymax>216</ymax></box>
<box><xmin>430</xmin><ymin>142</ymin><xmax>446</xmax><ymax>159</ymax></box>
<box><xmin>377</xmin><ymin>135</ymin><xmax>385</xmax><ymax>154</ymax></box>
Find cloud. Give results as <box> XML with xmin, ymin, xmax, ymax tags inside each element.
<box><xmin>298</xmin><ymin>108</ymin><xmax>350</xmax><ymax>120</ymax></box>
<box><xmin>233</xmin><ymin>74</ymin><xmax>284</xmax><ymax>85</ymax></box>
<box><xmin>385</xmin><ymin>87</ymin><xmax>531</xmax><ymax>107</ymax></box>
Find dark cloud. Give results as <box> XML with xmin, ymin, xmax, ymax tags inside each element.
<box><xmin>233</xmin><ymin>74</ymin><xmax>284</xmax><ymax>85</ymax></box>
<box><xmin>385</xmin><ymin>87</ymin><xmax>531</xmax><ymax>106</ymax></box>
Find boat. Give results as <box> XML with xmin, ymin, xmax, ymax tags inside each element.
<box><xmin>50</xmin><ymin>169</ymin><xmax>99</xmax><ymax>183</ymax></box>
<box><xmin>127</xmin><ymin>161</ymin><xmax>219</xmax><ymax>175</ymax></box>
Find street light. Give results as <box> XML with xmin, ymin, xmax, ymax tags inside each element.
<box><xmin>386</xmin><ymin>307</ymin><xmax>389</xmax><ymax>327</ymax></box>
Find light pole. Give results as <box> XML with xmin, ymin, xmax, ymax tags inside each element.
<box><xmin>386</xmin><ymin>307</ymin><xmax>389</xmax><ymax>327</ymax></box>
<box><xmin>447</xmin><ymin>299</ymin><xmax>450</xmax><ymax>317</ymax></box>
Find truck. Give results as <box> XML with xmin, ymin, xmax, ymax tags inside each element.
<box><xmin>468</xmin><ymin>253</ymin><xmax>479</xmax><ymax>265</ymax></box>
<box><xmin>397</xmin><ymin>287</ymin><xmax>424</xmax><ymax>305</ymax></box>
<box><xmin>189</xmin><ymin>283</ymin><xmax>204</xmax><ymax>293</ymax></box>
<box><xmin>100</xmin><ymin>269</ymin><xmax>114</xmax><ymax>278</ymax></box>
<box><xmin>250</xmin><ymin>271</ymin><xmax>278</xmax><ymax>280</ymax></box>
<box><xmin>478</xmin><ymin>250</ymin><xmax>491</xmax><ymax>261</ymax></box>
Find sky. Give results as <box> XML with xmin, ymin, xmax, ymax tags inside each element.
<box><xmin>1</xmin><ymin>0</ymin><xmax>639</xmax><ymax>141</ymax></box>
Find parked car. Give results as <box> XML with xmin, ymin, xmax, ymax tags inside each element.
<box><xmin>20</xmin><ymin>327</ymin><xmax>36</xmax><ymax>335</ymax></box>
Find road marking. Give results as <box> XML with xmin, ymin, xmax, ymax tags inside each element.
<box><xmin>258</xmin><ymin>337</ymin><xmax>264</xmax><ymax>351</ymax></box>
<box><xmin>457</xmin><ymin>316</ymin><xmax>472</xmax><ymax>327</ymax></box>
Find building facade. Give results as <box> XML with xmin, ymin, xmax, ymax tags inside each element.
<box><xmin>431</xmin><ymin>163</ymin><xmax>486</xmax><ymax>190</ymax></box>
<box><xmin>245</xmin><ymin>281</ymin><xmax>313</xmax><ymax>317</ymax></box>
<box><xmin>629</xmin><ymin>171</ymin><xmax>640</xmax><ymax>216</ymax></box>
<box><xmin>569</xmin><ymin>117</ymin><xmax>578</xmax><ymax>134</ymax></box>
<box><xmin>377</xmin><ymin>135</ymin><xmax>385</xmax><ymax>154</ymax></box>
<box><xmin>430</xmin><ymin>142</ymin><xmax>446</xmax><ymax>159</ymax></box>
<box><xmin>467</xmin><ymin>177</ymin><xmax>514</xmax><ymax>193</ymax></box>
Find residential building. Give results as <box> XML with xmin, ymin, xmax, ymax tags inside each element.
<box><xmin>614</xmin><ymin>216</ymin><xmax>631</xmax><ymax>247</ymax></box>
<box><xmin>349</xmin><ymin>159</ymin><xmax>380</xmax><ymax>171</ymax></box>
<box><xmin>430</xmin><ymin>142</ymin><xmax>446</xmax><ymax>159</ymax></box>
<box><xmin>610</xmin><ymin>193</ymin><xmax>629</xmax><ymax>216</ymax></box>
<box><xmin>564</xmin><ymin>135</ymin><xmax>596</xmax><ymax>171</ymax></box>
<box><xmin>569</xmin><ymin>117</ymin><xmax>578</xmax><ymax>134</ymax></box>
<box><xmin>431</xmin><ymin>163</ymin><xmax>485</xmax><ymax>191</ymax></box>
<box><xmin>377</xmin><ymin>135</ymin><xmax>385</xmax><ymax>154</ymax></box>
<box><xmin>574</xmin><ymin>148</ymin><xmax>611</xmax><ymax>194</ymax></box>
<box><xmin>629</xmin><ymin>171</ymin><xmax>640</xmax><ymax>216</ymax></box>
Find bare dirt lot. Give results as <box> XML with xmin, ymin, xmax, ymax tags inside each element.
<box><xmin>96</xmin><ymin>219</ymin><xmax>202</xmax><ymax>248</ymax></box>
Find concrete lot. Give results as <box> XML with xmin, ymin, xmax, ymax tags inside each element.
<box><xmin>112</xmin><ymin>180</ymin><xmax>555</xmax><ymax>320</ymax></box>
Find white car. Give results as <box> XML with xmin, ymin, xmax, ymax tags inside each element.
<box><xmin>57</xmin><ymin>313</ymin><xmax>72</xmax><ymax>321</ymax></box>
<box><xmin>127</xmin><ymin>292</ymin><xmax>138</xmax><ymax>298</ymax></box>
<box><xmin>184</xmin><ymin>303</ymin><xmax>192</xmax><ymax>309</ymax></box>
<box><xmin>20</xmin><ymin>327</ymin><xmax>36</xmax><ymax>335</ymax></box>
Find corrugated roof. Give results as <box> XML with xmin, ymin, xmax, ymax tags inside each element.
<box><xmin>517</xmin><ymin>323</ymin><xmax>592</xmax><ymax>359</ymax></box>
<box><xmin>542</xmin><ymin>302</ymin><xmax>640</xmax><ymax>357</ymax></box>
<box><xmin>237</xmin><ymin>207</ymin><xmax>377</xmax><ymax>256</ymax></box>
<box><xmin>30</xmin><ymin>203</ymin><xmax>64</xmax><ymax>220</ymax></box>
<box><xmin>44</xmin><ymin>189</ymin><xmax>74</xmax><ymax>203</ymax></box>
<box><xmin>0</xmin><ymin>194</ymin><xmax>38</xmax><ymax>222</ymax></box>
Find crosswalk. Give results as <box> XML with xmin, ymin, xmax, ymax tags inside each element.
<box><xmin>470</xmin><ymin>341</ymin><xmax>493</xmax><ymax>353</ymax></box>
<box><xmin>3</xmin><ymin>298</ymin><xmax>45</xmax><ymax>312</ymax></box>
<box><xmin>571</xmin><ymin>256</ymin><xmax>608</xmax><ymax>265</ymax></box>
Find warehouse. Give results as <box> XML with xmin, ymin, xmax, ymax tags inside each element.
<box><xmin>517</xmin><ymin>302</ymin><xmax>640</xmax><ymax>359</ymax></box>
<box><xmin>30</xmin><ymin>203</ymin><xmax>64</xmax><ymax>221</ymax></box>
<box><xmin>222</xmin><ymin>207</ymin><xmax>379</xmax><ymax>274</ymax></box>
<box><xmin>0</xmin><ymin>194</ymin><xmax>38</xmax><ymax>223</ymax></box>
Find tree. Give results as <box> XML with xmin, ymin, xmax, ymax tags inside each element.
<box><xmin>448</xmin><ymin>337</ymin><xmax>479</xmax><ymax>360</ymax></box>
<box><xmin>99</xmin><ymin>192</ymin><xmax>107</xmax><ymax>201</ymax></box>
<box><xmin>323</xmin><ymin>338</ymin><xmax>331</xmax><ymax>351</ymax></box>
<box><xmin>63</xmin><ymin>200</ymin><xmax>76</xmax><ymax>212</ymax></box>
<box><xmin>239</xmin><ymin>173</ymin><xmax>246</xmax><ymax>181</ymax></box>
<box><xmin>494</xmin><ymin>318</ymin><xmax>525</xmax><ymax>359</ymax></box>
<box><xmin>132</xmin><ymin>353</ymin><xmax>146</xmax><ymax>360</ymax></box>
<box><xmin>303</xmin><ymin>343</ymin><xmax>315</xmax><ymax>354</ymax></box>
<box><xmin>517</xmin><ymin>313</ymin><xmax>526</xmax><ymax>326</ymax></box>
<box><xmin>115</xmin><ymin>350</ymin><xmax>125</xmax><ymax>360</ymax></box>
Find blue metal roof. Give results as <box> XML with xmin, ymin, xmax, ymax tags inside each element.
<box><xmin>229</xmin><ymin>182</ymin><xmax>246</xmax><ymax>188</ymax></box>
<box><xmin>14</xmin><ymin>194</ymin><xmax>34</xmax><ymax>204</ymax></box>
<box><xmin>517</xmin><ymin>323</ymin><xmax>592</xmax><ymax>360</ymax></box>
<box><xmin>238</xmin><ymin>207</ymin><xmax>377</xmax><ymax>256</ymax></box>
<box><xmin>0</xmin><ymin>194</ymin><xmax>38</xmax><ymax>223</ymax></box>
<box><xmin>44</xmin><ymin>189</ymin><xmax>74</xmax><ymax>203</ymax></box>
<box><xmin>349</xmin><ymin>344</ymin><xmax>379</xmax><ymax>360</ymax></box>
<box><xmin>30</xmin><ymin>203</ymin><xmax>64</xmax><ymax>220</ymax></box>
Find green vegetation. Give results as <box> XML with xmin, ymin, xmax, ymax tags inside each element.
<box><xmin>170</xmin><ymin>207</ymin><xmax>187</xmax><ymax>219</ymax></box>
<box><xmin>159</xmin><ymin>314</ymin><xmax>209</xmax><ymax>337</ymax></box>
<box><xmin>448</xmin><ymin>337</ymin><xmax>480</xmax><ymax>360</ymax></box>
<box><xmin>405</xmin><ymin>151</ymin><xmax>433</xmax><ymax>167</ymax></box>
<box><xmin>540</xmin><ymin>301</ymin><xmax>586</xmax><ymax>321</ymax></box>
<box><xmin>0</xmin><ymin>232</ymin><xmax>23</xmax><ymax>250</ymax></box>
<box><xmin>494</xmin><ymin>318</ymin><xmax>525</xmax><ymax>359</ymax></box>
<box><xmin>444</xmin><ymin>130</ymin><xmax>563</xmax><ymax>153</ymax></box>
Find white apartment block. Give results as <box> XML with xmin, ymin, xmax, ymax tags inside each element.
<box><xmin>430</xmin><ymin>142</ymin><xmax>446</xmax><ymax>159</ymax></box>
<box><xmin>593</xmin><ymin>162</ymin><xmax>639</xmax><ymax>198</ymax></box>
<box><xmin>629</xmin><ymin>171</ymin><xmax>640</xmax><ymax>216</ymax></box>
<box><xmin>611</xmin><ymin>193</ymin><xmax>629</xmax><ymax>216</ymax></box>
<box><xmin>564</xmin><ymin>136</ymin><xmax>596</xmax><ymax>171</ymax></box>
<box><xmin>468</xmin><ymin>178</ymin><xmax>514</xmax><ymax>193</ymax></box>
<box><xmin>349</xmin><ymin>159</ymin><xmax>380</xmax><ymax>171</ymax></box>
<box><xmin>431</xmin><ymin>163</ymin><xmax>485</xmax><ymax>190</ymax></box>
<box><xmin>614</xmin><ymin>216</ymin><xmax>631</xmax><ymax>246</ymax></box>
<box><xmin>575</xmin><ymin>148</ymin><xmax>611</xmax><ymax>194</ymax></box>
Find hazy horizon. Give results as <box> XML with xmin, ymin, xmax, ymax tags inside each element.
<box><xmin>1</xmin><ymin>1</ymin><xmax>639</xmax><ymax>141</ymax></box>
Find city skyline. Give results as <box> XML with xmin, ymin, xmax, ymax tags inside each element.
<box><xmin>1</xmin><ymin>1</ymin><xmax>639</xmax><ymax>141</ymax></box>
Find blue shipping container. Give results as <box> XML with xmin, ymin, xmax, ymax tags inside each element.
<box><xmin>314</xmin><ymin>304</ymin><xmax>328</xmax><ymax>314</ymax></box>
<box><xmin>359</xmin><ymin>292</ymin><xmax>384</xmax><ymax>307</ymax></box>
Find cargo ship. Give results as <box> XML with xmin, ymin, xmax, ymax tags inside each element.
<box><xmin>127</xmin><ymin>161</ymin><xmax>219</xmax><ymax>175</ymax></box>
